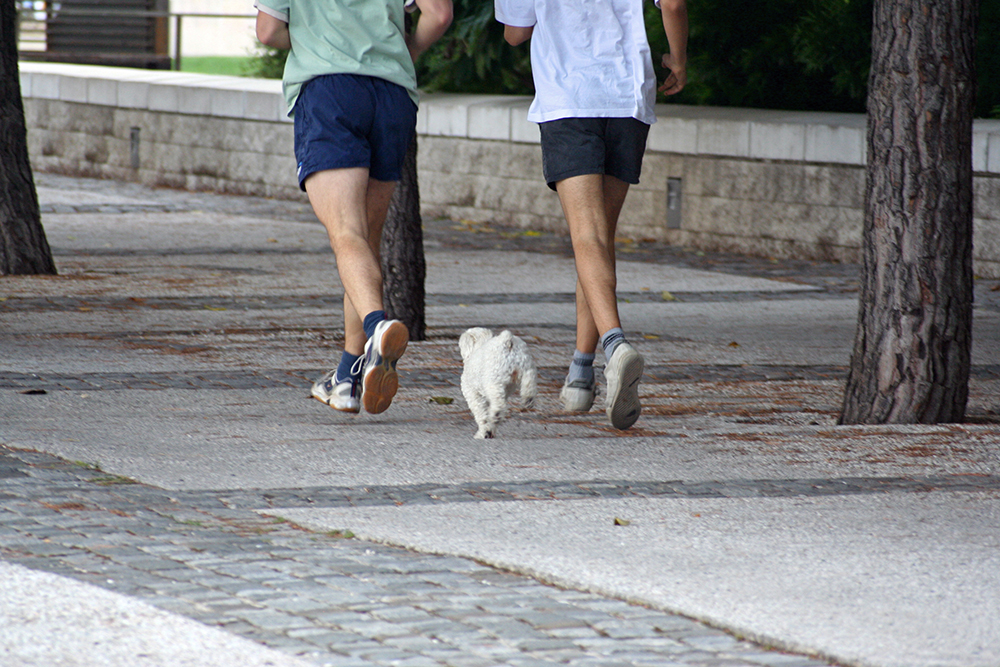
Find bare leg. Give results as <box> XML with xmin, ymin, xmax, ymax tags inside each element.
<box><xmin>305</xmin><ymin>168</ymin><xmax>397</xmax><ymax>354</ymax></box>
<box><xmin>557</xmin><ymin>174</ymin><xmax>631</xmax><ymax>353</ymax></box>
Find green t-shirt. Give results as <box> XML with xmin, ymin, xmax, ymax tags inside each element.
<box><xmin>254</xmin><ymin>0</ymin><xmax>418</xmax><ymax>116</ymax></box>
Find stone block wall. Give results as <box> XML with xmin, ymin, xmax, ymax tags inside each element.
<box><xmin>416</xmin><ymin>137</ymin><xmax>867</xmax><ymax>263</ymax></box>
<box><xmin>19</xmin><ymin>63</ymin><xmax>1000</xmax><ymax>277</ymax></box>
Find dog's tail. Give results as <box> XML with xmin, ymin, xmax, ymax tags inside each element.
<box><xmin>498</xmin><ymin>331</ymin><xmax>537</xmax><ymax>409</ymax></box>
<box><xmin>497</xmin><ymin>330</ymin><xmax>515</xmax><ymax>351</ymax></box>
<box><xmin>520</xmin><ymin>361</ymin><xmax>538</xmax><ymax>410</ymax></box>
<box><xmin>515</xmin><ymin>339</ymin><xmax>538</xmax><ymax>411</ymax></box>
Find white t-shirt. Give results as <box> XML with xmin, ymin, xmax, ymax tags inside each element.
<box><xmin>494</xmin><ymin>0</ymin><xmax>658</xmax><ymax>125</ymax></box>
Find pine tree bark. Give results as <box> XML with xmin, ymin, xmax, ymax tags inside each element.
<box><xmin>381</xmin><ymin>135</ymin><xmax>426</xmax><ymax>341</ymax></box>
<box><xmin>0</xmin><ymin>0</ymin><xmax>56</xmax><ymax>276</ymax></box>
<box><xmin>840</xmin><ymin>0</ymin><xmax>978</xmax><ymax>424</ymax></box>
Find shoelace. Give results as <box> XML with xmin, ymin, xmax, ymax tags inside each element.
<box><xmin>349</xmin><ymin>354</ymin><xmax>365</xmax><ymax>379</ymax></box>
<box><xmin>331</xmin><ymin>356</ymin><xmax>365</xmax><ymax>388</ymax></box>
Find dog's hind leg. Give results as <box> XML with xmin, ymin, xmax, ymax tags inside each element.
<box><xmin>480</xmin><ymin>385</ymin><xmax>508</xmax><ymax>438</ymax></box>
<box><xmin>464</xmin><ymin>389</ymin><xmax>494</xmax><ymax>439</ymax></box>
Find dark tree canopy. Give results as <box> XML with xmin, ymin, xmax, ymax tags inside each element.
<box><xmin>1</xmin><ymin>0</ymin><xmax>56</xmax><ymax>276</ymax></box>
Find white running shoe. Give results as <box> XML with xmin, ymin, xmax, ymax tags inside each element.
<box><xmin>559</xmin><ymin>377</ymin><xmax>597</xmax><ymax>412</ymax></box>
<box><xmin>311</xmin><ymin>368</ymin><xmax>361</xmax><ymax>413</ymax></box>
<box><xmin>361</xmin><ymin>319</ymin><xmax>409</xmax><ymax>414</ymax></box>
<box><xmin>604</xmin><ymin>343</ymin><xmax>643</xmax><ymax>430</ymax></box>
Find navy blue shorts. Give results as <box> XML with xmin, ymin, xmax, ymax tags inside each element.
<box><xmin>293</xmin><ymin>74</ymin><xmax>417</xmax><ymax>191</ymax></box>
<box><xmin>538</xmin><ymin>117</ymin><xmax>650</xmax><ymax>191</ymax></box>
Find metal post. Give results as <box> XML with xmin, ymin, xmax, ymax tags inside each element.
<box><xmin>174</xmin><ymin>14</ymin><xmax>183</xmax><ymax>70</ymax></box>
<box><xmin>130</xmin><ymin>127</ymin><xmax>141</xmax><ymax>169</ymax></box>
<box><xmin>666</xmin><ymin>177</ymin><xmax>682</xmax><ymax>230</ymax></box>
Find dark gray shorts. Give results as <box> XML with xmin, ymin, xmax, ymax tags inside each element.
<box><xmin>538</xmin><ymin>117</ymin><xmax>650</xmax><ymax>191</ymax></box>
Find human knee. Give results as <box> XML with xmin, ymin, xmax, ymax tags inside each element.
<box><xmin>571</xmin><ymin>232</ymin><xmax>614</xmax><ymax>262</ymax></box>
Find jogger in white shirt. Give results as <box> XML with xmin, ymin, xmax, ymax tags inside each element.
<box><xmin>495</xmin><ymin>0</ymin><xmax>688</xmax><ymax>430</ymax></box>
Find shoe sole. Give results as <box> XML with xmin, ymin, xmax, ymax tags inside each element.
<box><xmin>363</xmin><ymin>321</ymin><xmax>409</xmax><ymax>414</ymax></box>
<box><xmin>607</xmin><ymin>352</ymin><xmax>643</xmax><ymax>430</ymax></box>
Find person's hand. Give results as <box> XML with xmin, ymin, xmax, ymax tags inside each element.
<box><xmin>658</xmin><ymin>53</ymin><xmax>687</xmax><ymax>96</ymax></box>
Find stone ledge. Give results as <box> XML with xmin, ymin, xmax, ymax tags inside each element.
<box><xmin>21</xmin><ymin>62</ymin><xmax>1000</xmax><ymax>172</ymax></box>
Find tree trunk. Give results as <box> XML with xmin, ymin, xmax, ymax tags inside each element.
<box><xmin>840</xmin><ymin>0</ymin><xmax>978</xmax><ymax>424</ymax></box>
<box><xmin>0</xmin><ymin>0</ymin><xmax>56</xmax><ymax>276</ymax></box>
<box><xmin>381</xmin><ymin>135</ymin><xmax>426</xmax><ymax>341</ymax></box>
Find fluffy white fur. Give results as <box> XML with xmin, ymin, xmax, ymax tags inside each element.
<box><xmin>459</xmin><ymin>327</ymin><xmax>538</xmax><ymax>439</ymax></box>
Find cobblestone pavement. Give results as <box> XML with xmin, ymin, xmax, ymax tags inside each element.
<box><xmin>2</xmin><ymin>445</ymin><xmax>834</xmax><ymax>667</ymax></box>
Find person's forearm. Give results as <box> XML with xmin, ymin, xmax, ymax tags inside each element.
<box><xmin>256</xmin><ymin>12</ymin><xmax>291</xmax><ymax>50</ymax></box>
<box><xmin>408</xmin><ymin>0</ymin><xmax>453</xmax><ymax>61</ymax></box>
<box><xmin>660</xmin><ymin>0</ymin><xmax>688</xmax><ymax>68</ymax></box>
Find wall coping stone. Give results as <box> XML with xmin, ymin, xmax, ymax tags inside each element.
<box><xmin>19</xmin><ymin>61</ymin><xmax>1000</xmax><ymax>173</ymax></box>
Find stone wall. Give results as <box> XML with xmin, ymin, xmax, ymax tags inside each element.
<box><xmin>416</xmin><ymin>136</ymin><xmax>867</xmax><ymax>263</ymax></box>
<box><xmin>19</xmin><ymin>62</ymin><xmax>1000</xmax><ymax>277</ymax></box>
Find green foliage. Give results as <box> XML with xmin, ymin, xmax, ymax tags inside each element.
<box><xmin>978</xmin><ymin>0</ymin><xmax>1000</xmax><ymax>119</ymax></box>
<box><xmin>791</xmin><ymin>0</ymin><xmax>872</xmax><ymax>104</ymax></box>
<box><xmin>644</xmin><ymin>0</ymin><xmax>866</xmax><ymax>112</ymax></box>
<box><xmin>416</xmin><ymin>0</ymin><xmax>532</xmax><ymax>94</ymax></box>
<box><xmin>246</xmin><ymin>0</ymin><xmax>1000</xmax><ymax>116</ymax></box>
<box><xmin>789</xmin><ymin>0</ymin><xmax>1000</xmax><ymax>118</ymax></box>
<box><xmin>247</xmin><ymin>44</ymin><xmax>288</xmax><ymax>80</ymax></box>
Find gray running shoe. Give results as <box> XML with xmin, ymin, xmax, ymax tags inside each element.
<box><xmin>603</xmin><ymin>342</ymin><xmax>643</xmax><ymax>430</ymax></box>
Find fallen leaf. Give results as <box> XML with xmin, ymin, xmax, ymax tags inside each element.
<box><xmin>728</xmin><ymin>341</ymin><xmax>740</xmax><ymax>348</ymax></box>
<box><xmin>429</xmin><ymin>396</ymin><xmax>454</xmax><ymax>405</ymax></box>
<box><xmin>661</xmin><ymin>290</ymin><xmax>676</xmax><ymax>301</ymax></box>
<box><xmin>613</xmin><ymin>517</ymin><xmax>632</xmax><ymax>526</ymax></box>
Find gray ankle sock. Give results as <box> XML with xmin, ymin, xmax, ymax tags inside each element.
<box><xmin>600</xmin><ymin>328</ymin><xmax>626</xmax><ymax>359</ymax></box>
<box><xmin>567</xmin><ymin>350</ymin><xmax>595</xmax><ymax>385</ymax></box>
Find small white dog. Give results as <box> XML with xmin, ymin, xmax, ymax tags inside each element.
<box><xmin>459</xmin><ymin>327</ymin><xmax>538</xmax><ymax>439</ymax></box>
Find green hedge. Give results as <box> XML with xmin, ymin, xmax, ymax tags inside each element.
<box><xmin>252</xmin><ymin>0</ymin><xmax>1000</xmax><ymax>118</ymax></box>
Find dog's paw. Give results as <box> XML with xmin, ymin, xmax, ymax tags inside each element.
<box><xmin>474</xmin><ymin>428</ymin><xmax>495</xmax><ymax>439</ymax></box>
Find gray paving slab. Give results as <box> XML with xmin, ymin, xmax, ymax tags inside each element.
<box><xmin>2</xmin><ymin>173</ymin><xmax>1000</xmax><ymax>667</ymax></box>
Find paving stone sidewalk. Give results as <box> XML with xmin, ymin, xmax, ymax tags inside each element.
<box><xmin>4</xmin><ymin>173</ymin><xmax>999</xmax><ymax>667</ymax></box>
<box><xmin>1</xmin><ymin>445</ymin><xmax>832</xmax><ymax>667</ymax></box>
